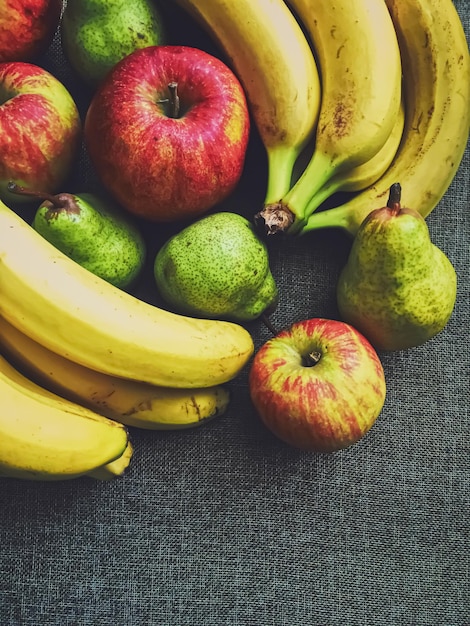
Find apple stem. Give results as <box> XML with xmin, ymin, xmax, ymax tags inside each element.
<box><xmin>387</xmin><ymin>182</ymin><xmax>402</xmax><ymax>215</ymax></box>
<box><xmin>7</xmin><ymin>181</ymin><xmax>61</xmax><ymax>207</ymax></box>
<box><xmin>302</xmin><ymin>351</ymin><xmax>322</xmax><ymax>367</ymax></box>
<box><xmin>167</xmin><ymin>82</ymin><xmax>180</xmax><ymax>118</ymax></box>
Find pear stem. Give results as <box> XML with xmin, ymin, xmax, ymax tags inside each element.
<box><xmin>7</xmin><ymin>181</ymin><xmax>61</xmax><ymax>208</ymax></box>
<box><xmin>261</xmin><ymin>314</ymin><xmax>279</xmax><ymax>337</ymax></box>
<box><xmin>387</xmin><ymin>182</ymin><xmax>402</xmax><ymax>214</ymax></box>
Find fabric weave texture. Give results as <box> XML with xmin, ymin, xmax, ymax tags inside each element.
<box><xmin>0</xmin><ymin>2</ymin><xmax>469</xmax><ymax>625</ymax></box>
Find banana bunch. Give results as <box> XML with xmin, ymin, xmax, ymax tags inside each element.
<box><xmin>300</xmin><ymin>0</ymin><xmax>470</xmax><ymax>236</ymax></box>
<box><xmin>253</xmin><ymin>0</ymin><xmax>469</xmax><ymax>235</ymax></box>
<box><xmin>0</xmin><ymin>197</ymin><xmax>254</xmax><ymax>481</ymax></box>
<box><xmin>175</xmin><ymin>0</ymin><xmax>468</xmax><ymax>236</ymax></box>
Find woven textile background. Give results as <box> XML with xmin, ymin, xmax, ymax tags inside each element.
<box><xmin>1</xmin><ymin>1</ymin><xmax>469</xmax><ymax>625</ymax></box>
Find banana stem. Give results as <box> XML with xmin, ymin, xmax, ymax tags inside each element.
<box><xmin>297</xmin><ymin>204</ymin><xmax>356</xmax><ymax>236</ymax></box>
<box><xmin>283</xmin><ymin>150</ymin><xmax>336</xmax><ymax>213</ymax></box>
<box><xmin>302</xmin><ymin>176</ymin><xmax>344</xmax><ymax>217</ymax></box>
<box><xmin>263</xmin><ymin>146</ymin><xmax>298</xmax><ymax>204</ymax></box>
<box><xmin>259</xmin><ymin>150</ymin><xmax>337</xmax><ymax>236</ymax></box>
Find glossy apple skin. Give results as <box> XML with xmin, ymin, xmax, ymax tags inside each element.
<box><xmin>249</xmin><ymin>318</ymin><xmax>387</xmax><ymax>452</ymax></box>
<box><xmin>0</xmin><ymin>0</ymin><xmax>62</xmax><ymax>62</ymax></box>
<box><xmin>84</xmin><ymin>45</ymin><xmax>250</xmax><ymax>222</ymax></box>
<box><xmin>0</xmin><ymin>62</ymin><xmax>81</xmax><ymax>203</ymax></box>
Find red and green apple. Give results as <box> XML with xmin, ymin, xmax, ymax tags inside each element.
<box><xmin>0</xmin><ymin>61</ymin><xmax>82</xmax><ymax>203</ymax></box>
<box><xmin>84</xmin><ymin>45</ymin><xmax>250</xmax><ymax>222</ymax></box>
<box><xmin>0</xmin><ymin>0</ymin><xmax>62</xmax><ymax>63</ymax></box>
<box><xmin>249</xmin><ymin>318</ymin><xmax>387</xmax><ymax>452</ymax></box>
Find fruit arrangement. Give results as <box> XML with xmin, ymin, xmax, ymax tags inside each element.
<box><xmin>0</xmin><ymin>0</ymin><xmax>468</xmax><ymax>479</ymax></box>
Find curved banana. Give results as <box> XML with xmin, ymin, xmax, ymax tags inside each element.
<box><xmin>301</xmin><ymin>0</ymin><xmax>470</xmax><ymax>236</ymax></box>
<box><xmin>256</xmin><ymin>0</ymin><xmax>402</xmax><ymax>234</ymax></box>
<box><xmin>0</xmin><ymin>352</ymin><xmax>129</xmax><ymax>481</ymax></box>
<box><xmin>0</xmin><ymin>199</ymin><xmax>254</xmax><ymax>389</ymax></box>
<box><xmin>172</xmin><ymin>0</ymin><xmax>321</xmax><ymax>203</ymax></box>
<box><xmin>0</xmin><ymin>315</ymin><xmax>231</xmax><ymax>430</ymax></box>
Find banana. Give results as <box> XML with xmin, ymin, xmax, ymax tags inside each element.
<box><xmin>172</xmin><ymin>0</ymin><xmax>321</xmax><ymax>203</ymax></box>
<box><xmin>301</xmin><ymin>0</ymin><xmax>470</xmax><ymax>236</ymax></box>
<box><xmin>86</xmin><ymin>442</ymin><xmax>134</xmax><ymax>480</ymax></box>
<box><xmin>0</xmin><ymin>315</ymin><xmax>231</xmax><ymax>430</ymax></box>
<box><xmin>0</xmin><ymin>199</ymin><xmax>254</xmax><ymax>389</ymax></box>
<box><xmin>255</xmin><ymin>0</ymin><xmax>402</xmax><ymax>235</ymax></box>
<box><xmin>0</xmin><ymin>352</ymin><xmax>129</xmax><ymax>481</ymax></box>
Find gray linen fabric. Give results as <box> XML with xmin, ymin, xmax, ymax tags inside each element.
<box><xmin>1</xmin><ymin>2</ymin><xmax>469</xmax><ymax>625</ymax></box>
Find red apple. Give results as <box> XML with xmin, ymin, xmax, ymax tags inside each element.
<box><xmin>0</xmin><ymin>62</ymin><xmax>81</xmax><ymax>203</ymax></box>
<box><xmin>84</xmin><ymin>45</ymin><xmax>250</xmax><ymax>222</ymax></box>
<box><xmin>249</xmin><ymin>318</ymin><xmax>387</xmax><ymax>452</ymax></box>
<box><xmin>0</xmin><ymin>0</ymin><xmax>62</xmax><ymax>62</ymax></box>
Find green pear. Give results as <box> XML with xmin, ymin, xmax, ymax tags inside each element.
<box><xmin>336</xmin><ymin>183</ymin><xmax>457</xmax><ymax>351</ymax></box>
<box><xmin>154</xmin><ymin>212</ymin><xmax>279</xmax><ymax>322</ymax></box>
<box><xmin>61</xmin><ymin>0</ymin><xmax>167</xmax><ymax>87</ymax></box>
<box><xmin>8</xmin><ymin>182</ymin><xmax>146</xmax><ymax>289</ymax></box>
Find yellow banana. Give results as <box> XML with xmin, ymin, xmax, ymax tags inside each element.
<box><xmin>0</xmin><ymin>315</ymin><xmax>231</xmax><ymax>430</ymax></box>
<box><xmin>0</xmin><ymin>352</ymin><xmax>129</xmax><ymax>481</ymax></box>
<box><xmin>172</xmin><ymin>0</ymin><xmax>321</xmax><ymax>203</ymax></box>
<box><xmin>86</xmin><ymin>442</ymin><xmax>134</xmax><ymax>480</ymax></box>
<box><xmin>256</xmin><ymin>0</ymin><xmax>402</xmax><ymax>234</ymax></box>
<box><xmin>301</xmin><ymin>0</ymin><xmax>470</xmax><ymax>236</ymax></box>
<box><xmin>0</xmin><ymin>199</ymin><xmax>254</xmax><ymax>388</ymax></box>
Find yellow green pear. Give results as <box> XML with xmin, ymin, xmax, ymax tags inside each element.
<box><xmin>154</xmin><ymin>212</ymin><xmax>278</xmax><ymax>322</ymax></box>
<box><xmin>337</xmin><ymin>183</ymin><xmax>457</xmax><ymax>351</ymax></box>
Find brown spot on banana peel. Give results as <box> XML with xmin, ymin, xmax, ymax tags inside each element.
<box><xmin>250</xmin><ymin>104</ymin><xmax>288</xmax><ymax>142</ymax></box>
<box><xmin>122</xmin><ymin>399</ymin><xmax>153</xmax><ymax>417</ymax></box>
<box><xmin>318</xmin><ymin>101</ymin><xmax>355</xmax><ymax>138</ymax></box>
<box><xmin>333</xmin><ymin>101</ymin><xmax>355</xmax><ymax>137</ymax></box>
<box><xmin>189</xmin><ymin>395</ymin><xmax>202</xmax><ymax>420</ymax></box>
<box><xmin>90</xmin><ymin>389</ymin><xmax>116</xmax><ymax>402</ymax></box>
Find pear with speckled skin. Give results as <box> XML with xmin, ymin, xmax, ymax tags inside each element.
<box><xmin>34</xmin><ymin>192</ymin><xmax>145</xmax><ymax>289</ymax></box>
<box><xmin>61</xmin><ymin>0</ymin><xmax>166</xmax><ymax>87</ymax></box>
<box><xmin>8</xmin><ymin>182</ymin><xmax>146</xmax><ymax>289</ymax></box>
<box><xmin>154</xmin><ymin>212</ymin><xmax>278</xmax><ymax>322</ymax></box>
<box><xmin>337</xmin><ymin>183</ymin><xmax>457</xmax><ymax>351</ymax></box>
